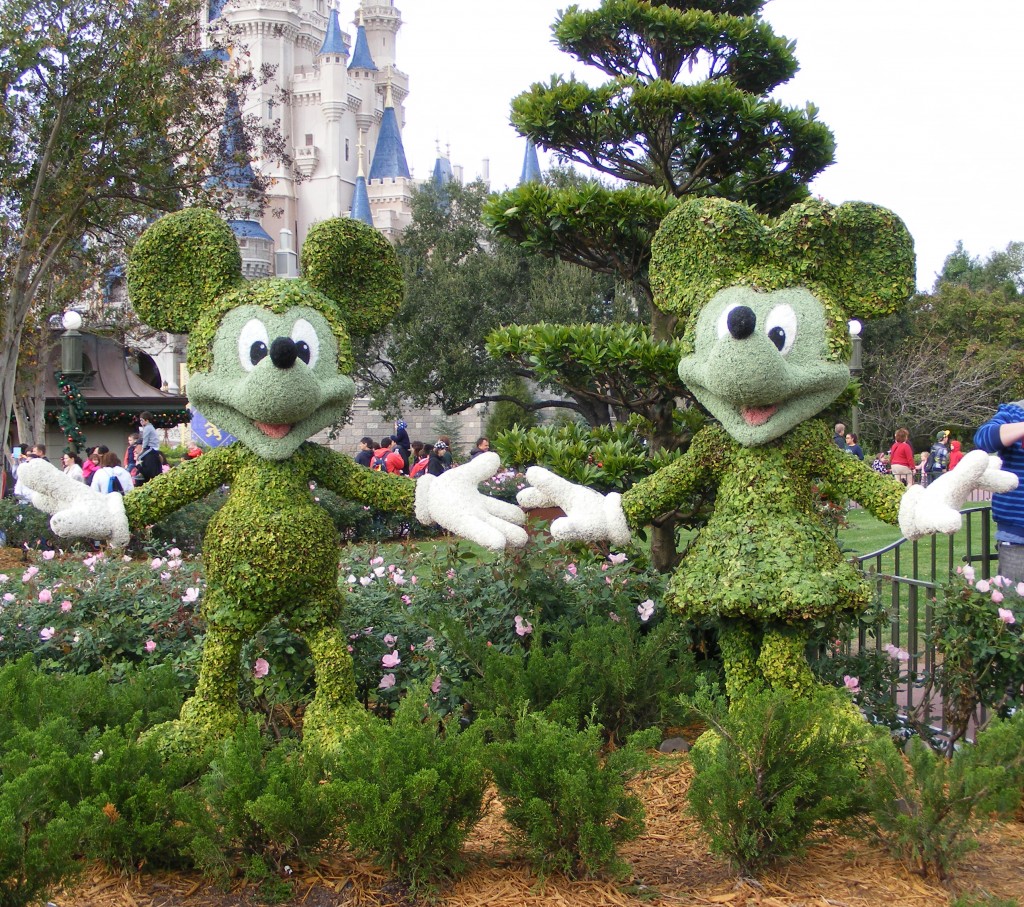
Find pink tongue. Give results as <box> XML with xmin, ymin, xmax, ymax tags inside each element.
<box><xmin>740</xmin><ymin>405</ymin><xmax>778</xmax><ymax>427</ymax></box>
<box><xmin>254</xmin><ymin>421</ymin><xmax>292</xmax><ymax>439</ymax></box>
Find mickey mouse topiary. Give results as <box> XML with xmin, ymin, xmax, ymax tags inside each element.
<box><xmin>19</xmin><ymin>209</ymin><xmax>528</xmax><ymax>752</ymax></box>
<box><xmin>518</xmin><ymin>196</ymin><xmax>1017</xmax><ymax>704</ymax></box>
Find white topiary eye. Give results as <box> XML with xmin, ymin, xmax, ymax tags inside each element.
<box><xmin>717</xmin><ymin>304</ymin><xmax>742</xmax><ymax>339</ymax></box>
<box><xmin>764</xmin><ymin>304</ymin><xmax>797</xmax><ymax>356</ymax></box>
<box><xmin>291</xmin><ymin>318</ymin><xmax>320</xmax><ymax>368</ymax></box>
<box><xmin>238</xmin><ymin>318</ymin><xmax>271</xmax><ymax>371</ymax></box>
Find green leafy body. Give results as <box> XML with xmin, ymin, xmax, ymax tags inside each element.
<box><xmin>121</xmin><ymin>209</ymin><xmax>408</xmax><ymax>749</ymax></box>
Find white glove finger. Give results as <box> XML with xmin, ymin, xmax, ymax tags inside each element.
<box><xmin>523</xmin><ymin>466</ymin><xmax>578</xmax><ymax>509</ymax></box>
<box><xmin>477</xmin><ymin>510</ymin><xmax>529</xmax><ymax>548</ymax></box>
<box><xmin>549</xmin><ymin>514</ymin><xmax>594</xmax><ymax>542</ymax></box>
<box><xmin>517</xmin><ymin>486</ymin><xmax>557</xmax><ymax>509</ymax></box>
<box><xmin>978</xmin><ymin>455</ymin><xmax>1019</xmax><ymax>494</ymax></box>
<box><xmin>479</xmin><ymin>495</ymin><xmax>527</xmax><ymax>526</ymax></box>
<box><xmin>20</xmin><ymin>459</ymin><xmax>94</xmax><ymax>512</ymax></box>
<box><xmin>452</xmin><ymin>451</ymin><xmax>504</xmax><ymax>485</ymax></box>
<box><xmin>442</xmin><ymin>511</ymin><xmax>516</xmax><ymax>551</ymax></box>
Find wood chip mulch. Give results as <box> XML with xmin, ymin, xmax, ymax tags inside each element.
<box><xmin>54</xmin><ymin>754</ymin><xmax>1024</xmax><ymax>907</ymax></box>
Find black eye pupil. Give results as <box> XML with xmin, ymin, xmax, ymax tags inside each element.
<box><xmin>768</xmin><ymin>326</ymin><xmax>786</xmax><ymax>351</ymax></box>
<box><xmin>295</xmin><ymin>341</ymin><xmax>311</xmax><ymax>364</ymax></box>
<box><xmin>250</xmin><ymin>341</ymin><xmax>268</xmax><ymax>365</ymax></box>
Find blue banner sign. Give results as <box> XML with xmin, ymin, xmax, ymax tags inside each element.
<box><xmin>190</xmin><ymin>409</ymin><xmax>237</xmax><ymax>448</ymax></box>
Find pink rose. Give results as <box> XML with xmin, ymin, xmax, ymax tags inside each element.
<box><xmin>382</xmin><ymin>649</ymin><xmax>401</xmax><ymax>668</ymax></box>
<box><xmin>38</xmin><ymin>589</ymin><xmax>52</xmax><ymax>604</ymax></box>
<box><xmin>253</xmin><ymin>658</ymin><xmax>270</xmax><ymax>678</ymax></box>
<box><xmin>998</xmin><ymin>608</ymin><xmax>1016</xmax><ymax>625</ymax></box>
<box><xmin>145</xmin><ymin>640</ymin><xmax>157</xmax><ymax>653</ymax></box>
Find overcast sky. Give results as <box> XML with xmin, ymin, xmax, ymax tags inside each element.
<box><xmin>391</xmin><ymin>1</ymin><xmax>1024</xmax><ymax>291</ymax></box>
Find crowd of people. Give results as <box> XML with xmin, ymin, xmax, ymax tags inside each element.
<box><xmin>353</xmin><ymin>420</ymin><xmax>485</xmax><ymax>479</ymax></box>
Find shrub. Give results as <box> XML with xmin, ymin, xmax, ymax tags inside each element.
<box><xmin>858</xmin><ymin>711</ymin><xmax>1024</xmax><ymax>880</ymax></box>
<box><xmin>485</xmin><ymin>709</ymin><xmax>656</xmax><ymax>879</ymax></box>
<box><xmin>0</xmin><ymin>497</ymin><xmax>72</xmax><ymax>552</ymax></box>
<box><xmin>686</xmin><ymin>682</ymin><xmax>871</xmax><ymax>875</ymax></box>
<box><xmin>331</xmin><ymin>687</ymin><xmax>488</xmax><ymax>889</ymax></box>
<box><xmin>467</xmin><ymin>609</ymin><xmax>696</xmax><ymax>743</ymax></box>
<box><xmin>177</xmin><ymin>718</ymin><xmax>342</xmax><ymax>884</ymax></box>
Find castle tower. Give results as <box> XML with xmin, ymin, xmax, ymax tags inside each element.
<box><xmin>366</xmin><ymin>79</ymin><xmax>413</xmax><ymax>240</ymax></box>
<box><xmin>350</xmin><ymin>136</ymin><xmax>374</xmax><ymax>226</ymax></box>
<box><xmin>520</xmin><ymin>137</ymin><xmax>542</xmax><ymax>184</ymax></box>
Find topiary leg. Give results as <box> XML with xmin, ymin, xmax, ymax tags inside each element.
<box><xmin>717</xmin><ymin>620</ymin><xmax>762</xmax><ymax>703</ymax></box>
<box><xmin>301</xmin><ymin>619</ymin><xmax>364</xmax><ymax>752</ymax></box>
<box><xmin>757</xmin><ymin>624</ymin><xmax>815</xmax><ymax>696</ymax></box>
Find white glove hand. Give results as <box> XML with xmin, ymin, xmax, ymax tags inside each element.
<box><xmin>414</xmin><ymin>451</ymin><xmax>528</xmax><ymax>551</ymax></box>
<box><xmin>517</xmin><ymin>466</ymin><xmax>630</xmax><ymax>546</ymax></box>
<box><xmin>17</xmin><ymin>458</ymin><xmax>131</xmax><ymax>548</ymax></box>
<box><xmin>898</xmin><ymin>449</ymin><xmax>1017</xmax><ymax>540</ymax></box>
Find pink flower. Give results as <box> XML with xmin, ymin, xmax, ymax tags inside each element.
<box><xmin>976</xmin><ymin>579</ymin><xmax>991</xmax><ymax>593</ymax></box>
<box><xmin>1017</xmin><ymin>583</ymin><xmax>1024</xmax><ymax>597</ymax></box>
<box><xmin>39</xmin><ymin>627</ymin><xmax>55</xmax><ymax>641</ymax></box>
<box><xmin>430</xmin><ymin>675</ymin><xmax>442</xmax><ymax>694</ymax></box>
<box><xmin>22</xmin><ymin>566</ymin><xmax>39</xmax><ymax>582</ymax></box>
<box><xmin>181</xmin><ymin>587</ymin><xmax>200</xmax><ymax>603</ymax></box>
<box><xmin>992</xmin><ymin>590</ymin><xmax>1005</xmax><ymax>603</ymax></box>
<box><xmin>42</xmin><ymin>550</ymin><xmax>56</xmax><ymax>561</ymax></box>
<box><xmin>962</xmin><ymin>565</ymin><xmax>976</xmax><ymax>583</ymax></box>
<box><xmin>0</xmin><ymin>574</ymin><xmax>7</xmax><ymax>583</ymax></box>
<box><xmin>166</xmin><ymin>559</ymin><xmax>182</xmax><ymax>571</ymax></box>
<box><xmin>60</xmin><ymin>600</ymin><xmax>72</xmax><ymax>612</ymax></box>
<box><xmin>608</xmin><ymin>553</ymin><xmax>628</xmax><ymax>565</ymax></box>
<box><xmin>410</xmin><ymin>575</ymin><xmax>418</xmax><ymax>585</ymax></box>
<box><xmin>384</xmin><ymin>634</ymin><xmax>397</xmax><ymax>646</ymax></box>
<box><xmin>637</xmin><ymin>599</ymin><xmax>655</xmax><ymax>622</ymax></box>
<box><xmin>145</xmin><ymin>640</ymin><xmax>157</xmax><ymax>653</ymax></box>
<box><xmin>998</xmin><ymin>608</ymin><xmax>1016</xmax><ymax>625</ymax></box>
<box><xmin>370</xmin><ymin>556</ymin><xmax>384</xmax><ymax>567</ymax></box>
<box><xmin>253</xmin><ymin>658</ymin><xmax>270</xmax><ymax>678</ymax></box>
<box><xmin>167</xmin><ymin>547</ymin><xmax>182</xmax><ymax>559</ymax></box>
<box><xmin>379</xmin><ymin>673</ymin><xmax>396</xmax><ymax>689</ymax></box>
<box><xmin>392</xmin><ymin>574</ymin><xmax>406</xmax><ymax>586</ymax></box>
<box><xmin>843</xmin><ymin>675</ymin><xmax>860</xmax><ymax>693</ymax></box>
<box><xmin>382</xmin><ymin>649</ymin><xmax>401</xmax><ymax>668</ymax></box>
<box><xmin>373</xmin><ymin>566</ymin><xmax>386</xmax><ymax>578</ymax></box>
<box><xmin>994</xmin><ymin>575</ymin><xmax>1012</xmax><ymax>588</ymax></box>
<box><xmin>446</xmin><ymin>568</ymin><xmax>456</xmax><ymax>580</ymax></box>
<box><xmin>150</xmin><ymin>558</ymin><xmax>164</xmax><ymax>569</ymax></box>
<box><xmin>38</xmin><ymin>589</ymin><xmax>52</xmax><ymax>604</ymax></box>
<box><xmin>566</xmin><ymin>563</ymin><xmax>577</xmax><ymax>576</ymax></box>
<box><xmin>160</xmin><ymin>572</ymin><xmax>171</xmax><ymax>581</ymax></box>
<box><xmin>359</xmin><ymin>576</ymin><xmax>373</xmax><ymax>586</ymax></box>
<box><xmin>514</xmin><ymin>615</ymin><xmax>533</xmax><ymax>636</ymax></box>
<box><xmin>346</xmin><ymin>574</ymin><xmax>357</xmax><ymax>584</ymax></box>
<box><xmin>884</xmin><ymin>643</ymin><xmax>910</xmax><ymax>662</ymax></box>
<box><xmin>2</xmin><ymin>593</ymin><xmax>14</xmax><ymax>603</ymax></box>
<box><xmin>401</xmin><ymin>595</ymin><xmax>412</xmax><ymax>605</ymax></box>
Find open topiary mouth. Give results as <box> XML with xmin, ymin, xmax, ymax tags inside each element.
<box><xmin>253</xmin><ymin>421</ymin><xmax>293</xmax><ymax>439</ymax></box>
<box><xmin>740</xmin><ymin>404</ymin><xmax>778</xmax><ymax>427</ymax></box>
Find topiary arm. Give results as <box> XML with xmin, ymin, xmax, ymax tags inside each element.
<box><xmin>621</xmin><ymin>424</ymin><xmax>722</xmax><ymax>528</ymax></box>
<box><xmin>124</xmin><ymin>446</ymin><xmax>236</xmax><ymax>528</ymax></box>
<box><xmin>301</xmin><ymin>443</ymin><xmax>416</xmax><ymax>516</ymax></box>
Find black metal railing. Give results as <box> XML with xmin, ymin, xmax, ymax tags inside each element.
<box><xmin>852</xmin><ymin>504</ymin><xmax>996</xmax><ymax>740</ymax></box>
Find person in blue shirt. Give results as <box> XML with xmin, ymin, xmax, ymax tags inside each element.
<box><xmin>974</xmin><ymin>403</ymin><xmax>1024</xmax><ymax>581</ymax></box>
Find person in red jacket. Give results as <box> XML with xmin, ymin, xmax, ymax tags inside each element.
<box><xmin>371</xmin><ymin>440</ymin><xmax>404</xmax><ymax>474</ymax></box>
<box><xmin>889</xmin><ymin>427</ymin><xmax>916</xmax><ymax>486</ymax></box>
<box><xmin>948</xmin><ymin>438</ymin><xmax>964</xmax><ymax>470</ymax></box>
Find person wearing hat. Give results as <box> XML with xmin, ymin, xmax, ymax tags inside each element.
<box><xmin>427</xmin><ymin>440</ymin><xmax>448</xmax><ymax>477</ymax></box>
<box><xmin>975</xmin><ymin>402</ymin><xmax>1024</xmax><ymax>581</ymax></box>
<box><xmin>924</xmin><ymin>430</ymin><xmax>951</xmax><ymax>486</ymax></box>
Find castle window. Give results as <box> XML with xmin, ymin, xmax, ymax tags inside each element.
<box><xmin>345</xmin><ymin>139</ymin><xmax>350</xmax><ymax>161</ymax></box>
<box><xmin>305</xmin><ymin>133</ymin><xmax>314</xmax><ymax>146</ymax></box>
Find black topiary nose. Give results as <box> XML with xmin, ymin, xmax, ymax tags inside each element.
<box><xmin>726</xmin><ymin>306</ymin><xmax>757</xmax><ymax>340</ymax></box>
<box><xmin>269</xmin><ymin>336</ymin><xmax>298</xmax><ymax>369</ymax></box>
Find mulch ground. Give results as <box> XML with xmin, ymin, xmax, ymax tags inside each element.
<box><xmin>55</xmin><ymin>756</ymin><xmax>1024</xmax><ymax>907</ymax></box>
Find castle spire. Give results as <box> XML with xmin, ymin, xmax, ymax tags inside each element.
<box><xmin>350</xmin><ymin>135</ymin><xmax>374</xmax><ymax>226</ymax></box>
<box><xmin>368</xmin><ymin>74</ymin><xmax>410</xmax><ymax>180</ymax></box>
<box><xmin>348</xmin><ymin>6</ymin><xmax>378</xmax><ymax>71</ymax></box>
<box><xmin>318</xmin><ymin>3</ymin><xmax>347</xmax><ymax>57</ymax></box>
<box><xmin>520</xmin><ymin>137</ymin><xmax>542</xmax><ymax>184</ymax></box>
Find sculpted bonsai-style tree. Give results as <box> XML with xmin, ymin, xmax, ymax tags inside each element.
<box><xmin>18</xmin><ymin>209</ymin><xmax>526</xmax><ymax>751</ymax></box>
<box><xmin>518</xmin><ymin>197</ymin><xmax>1017</xmax><ymax>702</ymax></box>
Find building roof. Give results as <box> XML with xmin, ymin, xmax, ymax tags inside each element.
<box><xmin>319</xmin><ymin>7</ymin><xmax>348</xmax><ymax>56</ymax></box>
<box><xmin>208</xmin><ymin>0</ymin><xmax>228</xmax><ymax>22</ymax></box>
<box><xmin>348</xmin><ymin>23</ymin><xmax>377</xmax><ymax>70</ymax></box>
<box><xmin>432</xmin><ymin>153</ymin><xmax>454</xmax><ymax>188</ymax></box>
<box><xmin>213</xmin><ymin>90</ymin><xmax>257</xmax><ymax>190</ymax></box>
<box><xmin>350</xmin><ymin>176</ymin><xmax>374</xmax><ymax>225</ymax></box>
<box><xmin>227</xmin><ymin>219</ymin><xmax>273</xmax><ymax>241</ymax></box>
<box><xmin>520</xmin><ymin>137</ymin><xmax>542</xmax><ymax>184</ymax></box>
<box><xmin>368</xmin><ymin>93</ymin><xmax>410</xmax><ymax>180</ymax></box>
<box><xmin>45</xmin><ymin>333</ymin><xmax>188</xmax><ymax>415</ymax></box>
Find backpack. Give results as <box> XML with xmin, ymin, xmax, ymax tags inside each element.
<box><xmin>138</xmin><ymin>447</ymin><xmax>162</xmax><ymax>480</ymax></box>
<box><xmin>928</xmin><ymin>442</ymin><xmax>949</xmax><ymax>474</ymax></box>
<box><xmin>410</xmin><ymin>456</ymin><xmax>429</xmax><ymax>478</ymax></box>
<box><xmin>107</xmin><ymin>474</ymin><xmax>126</xmax><ymax>495</ymax></box>
<box><xmin>371</xmin><ymin>454</ymin><xmax>389</xmax><ymax>472</ymax></box>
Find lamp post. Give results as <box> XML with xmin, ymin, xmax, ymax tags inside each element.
<box><xmin>848</xmin><ymin>319</ymin><xmax>863</xmax><ymax>438</ymax></box>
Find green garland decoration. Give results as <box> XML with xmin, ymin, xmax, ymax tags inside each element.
<box><xmin>54</xmin><ymin>372</ymin><xmax>87</xmax><ymax>453</ymax></box>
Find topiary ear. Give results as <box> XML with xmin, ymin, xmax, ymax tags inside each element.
<box><xmin>127</xmin><ymin>208</ymin><xmax>244</xmax><ymax>333</ymax></box>
<box><xmin>650</xmin><ymin>197</ymin><xmax>765</xmax><ymax>319</ymax></box>
<box><xmin>301</xmin><ymin>218</ymin><xmax>403</xmax><ymax>336</ymax></box>
<box><xmin>772</xmin><ymin>199</ymin><xmax>915</xmax><ymax>319</ymax></box>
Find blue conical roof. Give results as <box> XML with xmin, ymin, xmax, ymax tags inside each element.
<box><xmin>214</xmin><ymin>90</ymin><xmax>257</xmax><ymax>190</ymax></box>
<box><xmin>350</xmin><ymin>176</ymin><xmax>374</xmax><ymax>226</ymax></box>
<box><xmin>368</xmin><ymin>104</ymin><xmax>410</xmax><ymax>180</ymax></box>
<box><xmin>208</xmin><ymin>0</ymin><xmax>228</xmax><ymax>22</ymax></box>
<box><xmin>348</xmin><ymin>24</ymin><xmax>377</xmax><ymax>70</ymax></box>
<box><xmin>520</xmin><ymin>138</ymin><xmax>542</xmax><ymax>184</ymax></box>
<box><xmin>228</xmin><ymin>220</ymin><xmax>273</xmax><ymax>241</ymax></box>
<box><xmin>319</xmin><ymin>7</ymin><xmax>347</xmax><ymax>56</ymax></box>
